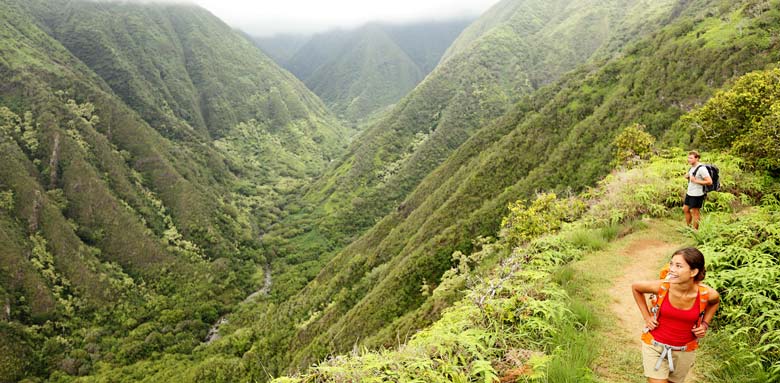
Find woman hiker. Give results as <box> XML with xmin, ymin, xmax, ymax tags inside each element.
<box><xmin>631</xmin><ymin>247</ymin><xmax>720</xmax><ymax>383</ymax></box>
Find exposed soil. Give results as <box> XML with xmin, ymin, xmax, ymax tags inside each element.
<box><xmin>607</xmin><ymin>239</ymin><xmax>678</xmax><ymax>348</ymax></box>
<box><xmin>604</xmin><ymin>237</ymin><xmax>699</xmax><ymax>382</ymax></box>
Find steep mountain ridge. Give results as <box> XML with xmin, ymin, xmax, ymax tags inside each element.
<box><xmin>250</xmin><ymin>33</ymin><xmax>309</xmax><ymax>67</ymax></box>
<box><xmin>257</xmin><ymin>19</ymin><xmax>471</xmax><ymax>121</ymax></box>
<box><xmin>0</xmin><ymin>0</ymin><xmax>348</xmax><ymax>380</ymax></box>
<box><xmin>304</xmin><ymin>25</ymin><xmax>423</xmax><ymax>122</ymax></box>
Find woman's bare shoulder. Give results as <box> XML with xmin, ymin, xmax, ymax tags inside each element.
<box><xmin>698</xmin><ymin>283</ymin><xmax>720</xmax><ymax>300</ymax></box>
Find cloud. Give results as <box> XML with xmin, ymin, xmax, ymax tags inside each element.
<box><xmin>87</xmin><ymin>0</ymin><xmax>498</xmax><ymax>36</ymax></box>
<box><xmin>189</xmin><ymin>0</ymin><xmax>498</xmax><ymax>36</ymax></box>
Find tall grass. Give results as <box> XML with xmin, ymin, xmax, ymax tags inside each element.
<box><xmin>542</xmin><ymin>324</ymin><xmax>599</xmax><ymax>383</ymax></box>
<box><xmin>541</xmin><ymin>265</ymin><xmax>600</xmax><ymax>383</ymax></box>
<box><xmin>564</xmin><ymin>225</ymin><xmax>619</xmax><ymax>251</ymax></box>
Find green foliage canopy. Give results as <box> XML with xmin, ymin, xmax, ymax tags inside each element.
<box><xmin>688</xmin><ymin>68</ymin><xmax>780</xmax><ymax>170</ymax></box>
<box><xmin>612</xmin><ymin>123</ymin><xmax>656</xmax><ymax>167</ymax></box>
<box><xmin>501</xmin><ymin>193</ymin><xmax>586</xmax><ymax>247</ymax></box>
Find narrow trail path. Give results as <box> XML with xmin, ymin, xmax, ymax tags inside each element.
<box><xmin>573</xmin><ymin>220</ymin><xmax>702</xmax><ymax>382</ymax></box>
<box><xmin>607</xmin><ymin>239</ymin><xmax>679</xmax><ymax>349</ymax></box>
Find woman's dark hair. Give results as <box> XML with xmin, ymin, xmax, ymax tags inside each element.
<box><xmin>673</xmin><ymin>247</ymin><xmax>706</xmax><ymax>282</ymax></box>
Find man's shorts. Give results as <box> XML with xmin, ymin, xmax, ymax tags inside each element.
<box><xmin>642</xmin><ymin>342</ymin><xmax>696</xmax><ymax>382</ymax></box>
<box><xmin>684</xmin><ymin>194</ymin><xmax>705</xmax><ymax>209</ymax></box>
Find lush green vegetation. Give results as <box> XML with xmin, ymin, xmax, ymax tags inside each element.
<box><xmin>267</xmin><ymin>149</ymin><xmax>777</xmax><ymax>381</ymax></box>
<box><xmin>0</xmin><ymin>0</ymin><xmax>347</xmax><ymax>381</ymax></box>
<box><xmin>234</xmin><ymin>0</ymin><xmax>780</xmax><ymax>377</ymax></box>
<box><xmin>256</xmin><ymin>19</ymin><xmax>471</xmax><ymax>122</ymax></box>
<box><xmin>2</xmin><ymin>0</ymin><xmax>780</xmax><ymax>381</ymax></box>
<box><xmin>685</xmin><ymin>67</ymin><xmax>780</xmax><ymax>171</ymax></box>
<box><xmin>267</xmin><ymin>144</ymin><xmax>779</xmax><ymax>382</ymax></box>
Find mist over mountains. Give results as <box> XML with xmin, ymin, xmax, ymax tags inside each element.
<box><xmin>253</xmin><ymin>19</ymin><xmax>473</xmax><ymax>122</ymax></box>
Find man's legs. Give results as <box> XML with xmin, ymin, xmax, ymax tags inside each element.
<box><xmin>683</xmin><ymin>204</ymin><xmax>692</xmax><ymax>227</ymax></box>
<box><xmin>691</xmin><ymin>208</ymin><xmax>701</xmax><ymax>230</ymax></box>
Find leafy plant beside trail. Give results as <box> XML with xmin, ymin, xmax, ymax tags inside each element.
<box><xmin>692</xmin><ymin>208</ymin><xmax>780</xmax><ymax>382</ymax></box>
<box><xmin>272</xmin><ymin>214</ymin><xmax>595</xmax><ymax>383</ymax></box>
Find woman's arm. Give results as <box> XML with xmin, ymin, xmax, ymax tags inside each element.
<box><xmin>632</xmin><ymin>280</ymin><xmax>663</xmax><ymax>331</ymax></box>
<box><xmin>693</xmin><ymin>288</ymin><xmax>720</xmax><ymax>338</ymax></box>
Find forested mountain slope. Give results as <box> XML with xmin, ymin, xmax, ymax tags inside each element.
<box><xmin>19</xmin><ymin>0</ymin><xmax>350</xmax><ymax>230</ymax></box>
<box><xmin>234</xmin><ymin>0</ymin><xmax>707</xmax><ymax>375</ymax></box>
<box><xmin>0</xmin><ymin>1</ymin><xmax>347</xmax><ymax>381</ymax></box>
<box><xmin>255</xmin><ymin>19</ymin><xmax>471</xmax><ymax>121</ymax></box>
<box><xmin>297</xmin><ymin>24</ymin><xmax>424</xmax><ymax>123</ymax></box>
<box><xmin>287</xmin><ymin>0</ymin><xmax>780</xmax><ymax>370</ymax></box>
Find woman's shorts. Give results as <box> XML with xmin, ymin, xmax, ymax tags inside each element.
<box><xmin>642</xmin><ymin>342</ymin><xmax>696</xmax><ymax>382</ymax></box>
<box><xmin>684</xmin><ymin>194</ymin><xmax>705</xmax><ymax>209</ymax></box>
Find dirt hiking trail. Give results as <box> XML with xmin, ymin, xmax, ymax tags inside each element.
<box><xmin>583</xmin><ymin>221</ymin><xmax>702</xmax><ymax>382</ymax></box>
<box><xmin>607</xmin><ymin>239</ymin><xmax>680</xmax><ymax>348</ymax></box>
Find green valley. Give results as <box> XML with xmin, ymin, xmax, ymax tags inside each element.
<box><xmin>0</xmin><ymin>0</ymin><xmax>347</xmax><ymax>381</ymax></box>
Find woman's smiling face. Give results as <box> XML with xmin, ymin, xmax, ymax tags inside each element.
<box><xmin>668</xmin><ymin>253</ymin><xmax>697</xmax><ymax>283</ymax></box>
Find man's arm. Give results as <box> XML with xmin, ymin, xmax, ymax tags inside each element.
<box><xmin>692</xmin><ymin>175</ymin><xmax>713</xmax><ymax>186</ymax></box>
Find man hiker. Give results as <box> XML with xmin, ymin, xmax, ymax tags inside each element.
<box><xmin>683</xmin><ymin>151</ymin><xmax>712</xmax><ymax>230</ymax></box>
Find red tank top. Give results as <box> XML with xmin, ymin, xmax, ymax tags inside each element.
<box><xmin>650</xmin><ymin>290</ymin><xmax>700</xmax><ymax>346</ymax></box>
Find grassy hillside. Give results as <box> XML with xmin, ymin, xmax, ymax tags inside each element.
<box><xmin>0</xmin><ymin>0</ymin><xmax>348</xmax><ymax>381</ymax></box>
<box><xmin>258</xmin><ymin>19</ymin><xmax>471</xmax><ymax>122</ymax></box>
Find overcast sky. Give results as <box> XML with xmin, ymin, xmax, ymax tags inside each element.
<box><xmin>162</xmin><ymin>0</ymin><xmax>501</xmax><ymax>36</ymax></box>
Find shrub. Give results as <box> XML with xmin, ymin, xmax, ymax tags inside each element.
<box><xmin>612</xmin><ymin>123</ymin><xmax>655</xmax><ymax>168</ymax></box>
<box><xmin>0</xmin><ymin>190</ymin><xmax>13</xmax><ymax>211</ymax></box>
<box><xmin>501</xmin><ymin>193</ymin><xmax>587</xmax><ymax>247</ymax></box>
<box><xmin>692</xmin><ymin>207</ymin><xmax>780</xmax><ymax>379</ymax></box>
<box><xmin>686</xmin><ymin>68</ymin><xmax>780</xmax><ymax>171</ymax></box>
<box><xmin>192</xmin><ymin>356</ymin><xmax>245</xmax><ymax>383</ymax></box>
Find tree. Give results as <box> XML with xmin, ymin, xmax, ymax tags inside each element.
<box><xmin>612</xmin><ymin>123</ymin><xmax>655</xmax><ymax>168</ymax></box>
<box><xmin>687</xmin><ymin>68</ymin><xmax>780</xmax><ymax>170</ymax></box>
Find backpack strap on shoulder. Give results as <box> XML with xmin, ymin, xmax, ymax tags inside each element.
<box><xmin>652</xmin><ymin>282</ymin><xmax>670</xmax><ymax>318</ymax></box>
<box><xmin>658</xmin><ymin>282</ymin><xmax>670</xmax><ymax>302</ymax></box>
<box><xmin>692</xmin><ymin>165</ymin><xmax>706</xmax><ymax>193</ymax></box>
<box><xmin>697</xmin><ymin>285</ymin><xmax>709</xmax><ymax>325</ymax></box>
